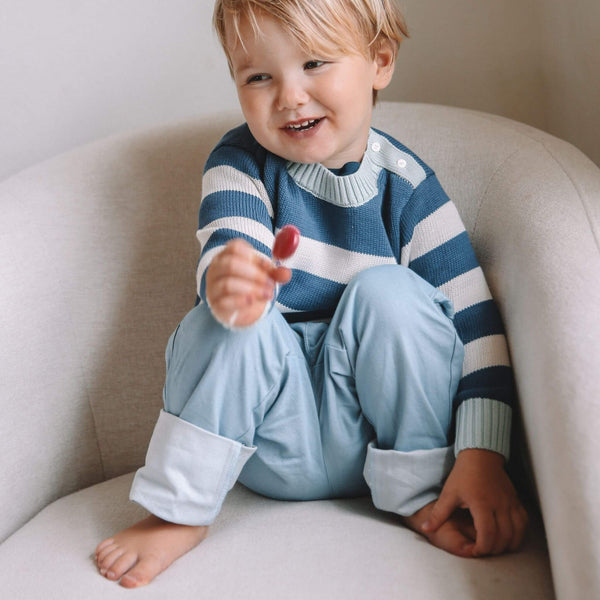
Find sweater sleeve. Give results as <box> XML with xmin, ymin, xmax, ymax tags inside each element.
<box><xmin>400</xmin><ymin>173</ymin><xmax>514</xmax><ymax>460</ymax></box>
<box><xmin>196</xmin><ymin>137</ymin><xmax>275</xmax><ymax>304</ymax></box>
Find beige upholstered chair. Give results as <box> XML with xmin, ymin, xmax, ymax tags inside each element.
<box><xmin>2</xmin><ymin>102</ymin><xmax>599</xmax><ymax>599</ymax></box>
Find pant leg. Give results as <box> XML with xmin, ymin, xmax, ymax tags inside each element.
<box><xmin>319</xmin><ymin>264</ymin><xmax>464</xmax><ymax>515</ymax></box>
<box><xmin>130</xmin><ymin>303</ymin><xmax>332</xmax><ymax>526</ymax></box>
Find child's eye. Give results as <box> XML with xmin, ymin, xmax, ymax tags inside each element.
<box><xmin>304</xmin><ymin>60</ymin><xmax>326</xmax><ymax>71</ymax></box>
<box><xmin>246</xmin><ymin>73</ymin><xmax>270</xmax><ymax>84</ymax></box>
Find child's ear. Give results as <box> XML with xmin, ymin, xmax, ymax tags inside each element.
<box><xmin>373</xmin><ymin>40</ymin><xmax>396</xmax><ymax>91</ymax></box>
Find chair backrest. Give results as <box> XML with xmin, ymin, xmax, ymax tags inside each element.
<box><xmin>2</xmin><ymin>103</ymin><xmax>599</xmax><ymax>575</ymax></box>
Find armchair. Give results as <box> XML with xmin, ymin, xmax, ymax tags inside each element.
<box><xmin>1</xmin><ymin>102</ymin><xmax>599</xmax><ymax>599</ymax></box>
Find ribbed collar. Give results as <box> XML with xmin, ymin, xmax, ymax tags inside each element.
<box><xmin>286</xmin><ymin>130</ymin><xmax>384</xmax><ymax>208</ymax></box>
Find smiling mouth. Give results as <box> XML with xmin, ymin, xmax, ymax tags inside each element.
<box><xmin>285</xmin><ymin>118</ymin><xmax>322</xmax><ymax>131</ymax></box>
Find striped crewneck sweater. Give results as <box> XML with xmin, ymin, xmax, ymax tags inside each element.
<box><xmin>197</xmin><ymin>124</ymin><xmax>514</xmax><ymax>459</ymax></box>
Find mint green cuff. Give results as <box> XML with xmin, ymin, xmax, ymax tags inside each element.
<box><xmin>454</xmin><ymin>398</ymin><xmax>512</xmax><ymax>461</ymax></box>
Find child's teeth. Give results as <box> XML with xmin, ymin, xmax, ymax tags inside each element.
<box><xmin>288</xmin><ymin>119</ymin><xmax>318</xmax><ymax>130</ymax></box>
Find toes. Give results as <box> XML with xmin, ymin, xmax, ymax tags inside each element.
<box><xmin>105</xmin><ymin>551</ymin><xmax>138</xmax><ymax>582</ymax></box>
<box><xmin>97</xmin><ymin>546</ymin><xmax>126</xmax><ymax>576</ymax></box>
<box><xmin>119</xmin><ymin>554</ymin><xmax>164</xmax><ymax>589</ymax></box>
<box><xmin>96</xmin><ymin>542</ymin><xmax>119</xmax><ymax>564</ymax></box>
<box><xmin>95</xmin><ymin>537</ymin><xmax>114</xmax><ymax>555</ymax></box>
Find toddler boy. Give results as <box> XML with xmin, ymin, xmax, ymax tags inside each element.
<box><xmin>95</xmin><ymin>0</ymin><xmax>527</xmax><ymax>588</ymax></box>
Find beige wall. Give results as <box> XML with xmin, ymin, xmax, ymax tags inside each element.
<box><xmin>1</xmin><ymin>1</ymin><xmax>599</xmax><ymax>181</ymax></box>
<box><xmin>385</xmin><ymin>0</ymin><xmax>547</xmax><ymax>130</ymax></box>
<box><xmin>0</xmin><ymin>1</ymin><xmax>237</xmax><ymax>181</ymax></box>
<box><xmin>539</xmin><ymin>0</ymin><xmax>600</xmax><ymax>168</ymax></box>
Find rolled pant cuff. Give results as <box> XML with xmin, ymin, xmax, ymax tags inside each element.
<box><xmin>363</xmin><ymin>442</ymin><xmax>455</xmax><ymax>516</ymax></box>
<box><xmin>130</xmin><ymin>410</ymin><xmax>256</xmax><ymax>525</ymax></box>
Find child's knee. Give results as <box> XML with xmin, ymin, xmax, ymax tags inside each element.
<box><xmin>343</xmin><ymin>264</ymin><xmax>449</xmax><ymax>324</ymax></box>
<box><xmin>163</xmin><ymin>303</ymin><xmax>300</xmax><ymax>418</ymax></box>
<box><xmin>168</xmin><ymin>303</ymin><xmax>291</xmax><ymax>363</ymax></box>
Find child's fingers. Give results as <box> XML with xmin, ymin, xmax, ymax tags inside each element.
<box><xmin>206</xmin><ymin>267</ymin><xmax>273</xmax><ymax>316</ymax></box>
<box><xmin>422</xmin><ymin>492</ymin><xmax>460</xmax><ymax>533</ymax></box>
<box><xmin>209</xmin><ymin>274</ymin><xmax>274</xmax><ymax>302</ymax></box>
<box><xmin>213</xmin><ymin>252</ymin><xmax>273</xmax><ymax>286</ymax></box>
<box><xmin>491</xmin><ymin>509</ymin><xmax>514</xmax><ymax>555</ymax></box>
<box><xmin>208</xmin><ymin>291</ymin><xmax>271</xmax><ymax>329</ymax></box>
<box><xmin>429</xmin><ymin>525</ymin><xmax>476</xmax><ymax>558</ymax></box>
<box><xmin>204</xmin><ymin>239</ymin><xmax>294</xmax><ymax>329</ymax></box>
<box><xmin>269</xmin><ymin>265</ymin><xmax>292</xmax><ymax>284</ymax></box>
<box><xmin>225</xmin><ymin>237</ymin><xmax>262</xmax><ymax>258</ymax></box>
<box><xmin>211</xmin><ymin>240</ymin><xmax>293</xmax><ymax>286</ymax></box>
<box><xmin>209</xmin><ymin>291</ymin><xmax>252</xmax><ymax>313</ymax></box>
<box><xmin>508</xmin><ymin>504</ymin><xmax>529</xmax><ymax>551</ymax></box>
<box><xmin>209</xmin><ymin>282</ymin><xmax>275</xmax><ymax>314</ymax></box>
<box><xmin>455</xmin><ymin>509</ymin><xmax>477</xmax><ymax>542</ymax></box>
<box><xmin>226</xmin><ymin>239</ymin><xmax>293</xmax><ymax>277</ymax></box>
<box><xmin>471</xmin><ymin>505</ymin><xmax>498</xmax><ymax>557</ymax></box>
<box><xmin>208</xmin><ymin>242</ymin><xmax>291</xmax><ymax>303</ymax></box>
<box><xmin>227</xmin><ymin>239</ymin><xmax>274</xmax><ymax>269</ymax></box>
<box><xmin>207</xmin><ymin>252</ymin><xmax>273</xmax><ymax>304</ymax></box>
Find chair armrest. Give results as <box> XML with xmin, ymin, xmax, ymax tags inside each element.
<box><xmin>0</xmin><ymin>111</ymin><xmax>242</xmax><ymax>542</ymax></box>
<box><xmin>472</xmin><ymin>119</ymin><xmax>600</xmax><ymax>600</ymax></box>
<box><xmin>373</xmin><ymin>102</ymin><xmax>600</xmax><ymax>598</ymax></box>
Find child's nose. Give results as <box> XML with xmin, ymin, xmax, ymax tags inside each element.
<box><xmin>276</xmin><ymin>79</ymin><xmax>309</xmax><ymax>111</ymax></box>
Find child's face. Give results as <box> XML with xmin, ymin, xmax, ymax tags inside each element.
<box><xmin>226</xmin><ymin>12</ymin><xmax>394</xmax><ymax>168</ymax></box>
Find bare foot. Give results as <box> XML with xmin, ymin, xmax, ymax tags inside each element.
<box><xmin>401</xmin><ymin>501</ymin><xmax>477</xmax><ymax>558</ymax></box>
<box><xmin>95</xmin><ymin>515</ymin><xmax>208</xmax><ymax>588</ymax></box>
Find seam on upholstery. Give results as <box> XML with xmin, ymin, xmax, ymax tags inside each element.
<box><xmin>471</xmin><ymin>147</ymin><xmax>522</xmax><ymax>240</ymax></box>
<box><xmin>85</xmin><ymin>384</ymin><xmax>108</xmax><ymax>482</ymax></box>
<box><xmin>70</xmin><ymin>307</ymin><xmax>107</xmax><ymax>482</ymax></box>
<box><xmin>536</xmin><ymin>141</ymin><xmax>600</xmax><ymax>257</ymax></box>
<box><xmin>38</xmin><ymin>219</ymin><xmax>109</xmax><ymax>484</ymax></box>
<box><xmin>3</xmin><ymin>183</ymin><xmax>108</xmax><ymax>484</ymax></box>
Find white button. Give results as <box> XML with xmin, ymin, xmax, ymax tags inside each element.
<box><xmin>371</xmin><ymin>142</ymin><xmax>381</xmax><ymax>152</ymax></box>
<box><xmin>397</xmin><ymin>158</ymin><xmax>407</xmax><ymax>168</ymax></box>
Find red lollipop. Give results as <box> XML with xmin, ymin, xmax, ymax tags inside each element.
<box><xmin>272</xmin><ymin>225</ymin><xmax>300</xmax><ymax>262</ymax></box>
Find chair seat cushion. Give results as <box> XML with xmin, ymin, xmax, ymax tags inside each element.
<box><xmin>0</xmin><ymin>473</ymin><xmax>554</xmax><ymax>599</ymax></box>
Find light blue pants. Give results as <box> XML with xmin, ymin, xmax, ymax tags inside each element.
<box><xmin>130</xmin><ymin>265</ymin><xmax>464</xmax><ymax>525</ymax></box>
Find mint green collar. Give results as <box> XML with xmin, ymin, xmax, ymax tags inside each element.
<box><xmin>286</xmin><ymin>129</ymin><xmax>426</xmax><ymax>207</ymax></box>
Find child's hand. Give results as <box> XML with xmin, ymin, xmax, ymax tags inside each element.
<box><xmin>206</xmin><ymin>238</ymin><xmax>291</xmax><ymax>328</ymax></box>
<box><xmin>421</xmin><ymin>449</ymin><xmax>528</xmax><ymax>557</ymax></box>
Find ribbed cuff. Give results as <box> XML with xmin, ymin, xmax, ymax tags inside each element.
<box><xmin>454</xmin><ymin>398</ymin><xmax>512</xmax><ymax>460</ymax></box>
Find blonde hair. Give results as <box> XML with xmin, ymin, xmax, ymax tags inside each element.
<box><xmin>213</xmin><ymin>0</ymin><xmax>409</xmax><ymax>67</ymax></box>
